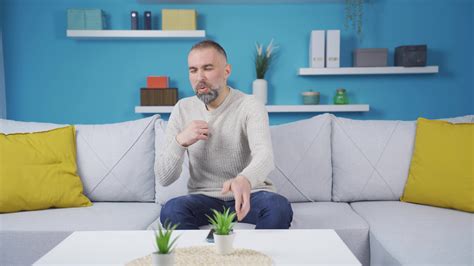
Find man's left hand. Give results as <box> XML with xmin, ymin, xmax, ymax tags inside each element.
<box><xmin>221</xmin><ymin>175</ymin><xmax>251</xmax><ymax>221</ymax></box>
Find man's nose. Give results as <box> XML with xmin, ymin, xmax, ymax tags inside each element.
<box><xmin>196</xmin><ymin>70</ymin><xmax>206</xmax><ymax>80</ymax></box>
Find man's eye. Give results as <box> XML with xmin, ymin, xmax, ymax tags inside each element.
<box><xmin>189</xmin><ymin>69</ymin><xmax>196</xmax><ymax>73</ymax></box>
<box><xmin>205</xmin><ymin>67</ymin><xmax>213</xmax><ymax>71</ymax></box>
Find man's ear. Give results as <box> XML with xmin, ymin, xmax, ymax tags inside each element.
<box><xmin>224</xmin><ymin>64</ymin><xmax>232</xmax><ymax>80</ymax></box>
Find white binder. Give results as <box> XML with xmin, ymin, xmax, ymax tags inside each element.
<box><xmin>309</xmin><ymin>30</ymin><xmax>325</xmax><ymax>68</ymax></box>
<box><xmin>326</xmin><ymin>30</ymin><xmax>340</xmax><ymax>68</ymax></box>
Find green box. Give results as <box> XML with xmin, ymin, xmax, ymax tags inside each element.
<box><xmin>67</xmin><ymin>9</ymin><xmax>106</xmax><ymax>30</ymax></box>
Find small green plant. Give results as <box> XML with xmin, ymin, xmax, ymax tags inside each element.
<box><xmin>254</xmin><ymin>39</ymin><xmax>278</xmax><ymax>79</ymax></box>
<box><xmin>154</xmin><ymin>221</ymin><xmax>179</xmax><ymax>254</ymax></box>
<box><xmin>206</xmin><ymin>207</ymin><xmax>236</xmax><ymax>235</ymax></box>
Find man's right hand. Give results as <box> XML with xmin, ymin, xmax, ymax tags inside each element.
<box><xmin>176</xmin><ymin>120</ymin><xmax>209</xmax><ymax>147</ymax></box>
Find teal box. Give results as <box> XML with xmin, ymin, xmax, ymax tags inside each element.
<box><xmin>67</xmin><ymin>9</ymin><xmax>106</xmax><ymax>30</ymax></box>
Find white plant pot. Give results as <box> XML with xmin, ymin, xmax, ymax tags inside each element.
<box><xmin>214</xmin><ymin>232</ymin><xmax>235</xmax><ymax>255</ymax></box>
<box><xmin>252</xmin><ymin>79</ymin><xmax>268</xmax><ymax>105</ymax></box>
<box><xmin>151</xmin><ymin>252</ymin><xmax>175</xmax><ymax>266</ymax></box>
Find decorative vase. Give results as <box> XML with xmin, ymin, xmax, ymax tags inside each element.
<box><xmin>252</xmin><ymin>79</ymin><xmax>268</xmax><ymax>105</ymax></box>
<box><xmin>333</xmin><ymin>88</ymin><xmax>349</xmax><ymax>104</ymax></box>
<box><xmin>151</xmin><ymin>252</ymin><xmax>175</xmax><ymax>266</ymax></box>
<box><xmin>214</xmin><ymin>232</ymin><xmax>235</xmax><ymax>255</ymax></box>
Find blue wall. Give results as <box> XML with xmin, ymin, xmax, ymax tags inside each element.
<box><xmin>0</xmin><ymin>4</ymin><xmax>6</xmax><ymax>119</ymax></box>
<box><xmin>2</xmin><ymin>0</ymin><xmax>473</xmax><ymax>125</ymax></box>
<box><xmin>0</xmin><ymin>29</ymin><xmax>5</xmax><ymax>119</ymax></box>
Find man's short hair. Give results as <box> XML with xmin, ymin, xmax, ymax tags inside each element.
<box><xmin>190</xmin><ymin>40</ymin><xmax>228</xmax><ymax>61</ymax></box>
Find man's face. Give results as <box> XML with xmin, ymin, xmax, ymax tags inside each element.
<box><xmin>188</xmin><ymin>47</ymin><xmax>231</xmax><ymax>105</ymax></box>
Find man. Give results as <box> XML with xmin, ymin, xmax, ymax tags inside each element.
<box><xmin>156</xmin><ymin>40</ymin><xmax>293</xmax><ymax>229</ymax></box>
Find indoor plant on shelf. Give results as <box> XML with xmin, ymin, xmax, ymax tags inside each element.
<box><xmin>344</xmin><ymin>0</ymin><xmax>371</xmax><ymax>40</ymax></box>
<box><xmin>253</xmin><ymin>39</ymin><xmax>278</xmax><ymax>105</ymax></box>
<box><xmin>207</xmin><ymin>207</ymin><xmax>237</xmax><ymax>255</ymax></box>
<box><xmin>152</xmin><ymin>221</ymin><xmax>180</xmax><ymax>266</ymax></box>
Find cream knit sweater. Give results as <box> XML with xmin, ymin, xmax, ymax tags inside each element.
<box><xmin>155</xmin><ymin>87</ymin><xmax>275</xmax><ymax>200</ymax></box>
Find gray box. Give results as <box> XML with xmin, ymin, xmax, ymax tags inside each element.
<box><xmin>353</xmin><ymin>48</ymin><xmax>388</xmax><ymax>67</ymax></box>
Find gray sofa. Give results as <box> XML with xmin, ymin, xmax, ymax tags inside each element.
<box><xmin>1</xmin><ymin>113</ymin><xmax>473</xmax><ymax>266</ymax></box>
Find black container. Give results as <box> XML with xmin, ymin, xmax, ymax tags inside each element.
<box><xmin>144</xmin><ymin>11</ymin><xmax>152</xmax><ymax>30</ymax></box>
<box><xmin>395</xmin><ymin>45</ymin><xmax>427</xmax><ymax>67</ymax></box>
<box><xmin>131</xmin><ymin>11</ymin><xmax>139</xmax><ymax>30</ymax></box>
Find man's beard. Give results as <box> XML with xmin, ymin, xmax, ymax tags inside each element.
<box><xmin>195</xmin><ymin>82</ymin><xmax>221</xmax><ymax>105</ymax></box>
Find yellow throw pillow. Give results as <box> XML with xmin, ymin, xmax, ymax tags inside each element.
<box><xmin>401</xmin><ymin>118</ymin><xmax>473</xmax><ymax>212</ymax></box>
<box><xmin>0</xmin><ymin>126</ymin><xmax>92</xmax><ymax>213</ymax></box>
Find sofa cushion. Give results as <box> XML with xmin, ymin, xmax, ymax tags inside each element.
<box><xmin>351</xmin><ymin>201</ymin><xmax>474</xmax><ymax>266</ymax></box>
<box><xmin>268</xmin><ymin>113</ymin><xmax>333</xmax><ymax>202</ymax></box>
<box><xmin>332</xmin><ymin>117</ymin><xmax>416</xmax><ymax>202</ymax></box>
<box><xmin>0</xmin><ymin>126</ymin><xmax>92</xmax><ymax>213</ymax></box>
<box><xmin>154</xmin><ymin>113</ymin><xmax>333</xmax><ymax>204</ymax></box>
<box><xmin>0</xmin><ymin>202</ymin><xmax>161</xmax><ymax>231</ymax></box>
<box><xmin>331</xmin><ymin>115</ymin><xmax>474</xmax><ymax>202</ymax></box>
<box><xmin>443</xmin><ymin>115</ymin><xmax>474</xmax><ymax>123</ymax></box>
<box><xmin>0</xmin><ymin>116</ymin><xmax>159</xmax><ymax>202</ymax></box>
<box><xmin>0</xmin><ymin>119</ymin><xmax>63</xmax><ymax>133</ymax></box>
<box><xmin>401</xmin><ymin>118</ymin><xmax>473</xmax><ymax>212</ymax></box>
<box><xmin>290</xmin><ymin>202</ymin><xmax>370</xmax><ymax>266</ymax></box>
<box><xmin>74</xmin><ymin>116</ymin><xmax>158</xmax><ymax>202</ymax></box>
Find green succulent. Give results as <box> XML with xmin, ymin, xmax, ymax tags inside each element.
<box><xmin>154</xmin><ymin>221</ymin><xmax>180</xmax><ymax>254</ymax></box>
<box><xmin>206</xmin><ymin>207</ymin><xmax>236</xmax><ymax>235</ymax></box>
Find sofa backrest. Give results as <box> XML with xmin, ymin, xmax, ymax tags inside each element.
<box><xmin>268</xmin><ymin>113</ymin><xmax>333</xmax><ymax>202</ymax></box>
<box><xmin>331</xmin><ymin>117</ymin><xmax>417</xmax><ymax>202</ymax></box>
<box><xmin>0</xmin><ymin>116</ymin><xmax>159</xmax><ymax>202</ymax></box>
<box><xmin>331</xmin><ymin>115</ymin><xmax>474</xmax><ymax>202</ymax></box>
<box><xmin>154</xmin><ymin>113</ymin><xmax>334</xmax><ymax>204</ymax></box>
<box><xmin>74</xmin><ymin>117</ymin><xmax>157</xmax><ymax>202</ymax></box>
<box><xmin>155</xmin><ymin>113</ymin><xmax>474</xmax><ymax>204</ymax></box>
<box><xmin>3</xmin><ymin>114</ymin><xmax>472</xmax><ymax>205</ymax></box>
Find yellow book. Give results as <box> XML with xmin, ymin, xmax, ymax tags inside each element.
<box><xmin>162</xmin><ymin>9</ymin><xmax>197</xmax><ymax>30</ymax></box>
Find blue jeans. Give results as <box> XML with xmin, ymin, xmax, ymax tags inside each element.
<box><xmin>160</xmin><ymin>191</ymin><xmax>293</xmax><ymax>229</ymax></box>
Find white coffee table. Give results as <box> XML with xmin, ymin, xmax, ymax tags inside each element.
<box><xmin>34</xmin><ymin>229</ymin><xmax>361</xmax><ymax>265</ymax></box>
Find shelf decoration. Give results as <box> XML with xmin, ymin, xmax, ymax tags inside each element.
<box><xmin>344</xmin><ymin>0</ymin><xmax>370</xmax><ymax>40</ymax></box>
<box><xmin>253</xmin><ymin>39</ymin><xmax>278</xmax><ymax>105</ymax></box>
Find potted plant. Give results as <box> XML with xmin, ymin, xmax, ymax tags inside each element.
<box><xmin>152</xmin><ymin>221</ymin><xmax>179</xmax><ymax>266</ymax></box>
<box><xmin>253</xmin><ymin>39</ymin><xmax>278</xmax><ymax>104</ymax></box>
<box><xmin>344</xmin><ymin>0</ymin><xmax>371</xmax><ymax>40</ymax></box>
<box><xmin>206</xmin><ymin>207</ymin><xmax>237</xmax><ymax>255</ymax></box>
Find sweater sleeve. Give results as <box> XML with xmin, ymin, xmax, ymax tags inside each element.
<box><xmin>238</xmin><ymin>97</ymin><xmax>275</xmax><ymax>188</ymax></box>
<box><xmin>154</xmin><ymin>102</ymin><xmax>187</xmax><ymax>186</ymax></box>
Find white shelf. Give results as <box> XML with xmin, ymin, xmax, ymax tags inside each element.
<box><xmin>136</xmin><ymin>106</ymin><xmax>175</xmax><ymax>113</ymax></box>
<box><xmin>135</xmin><ymin>104</ymin><xmax>369</xmax><ymax>113</ymax></box>
<box><xmin>298</xmin><ymin>66</ymin><xmax>439</xmax><ymax>75</ymax></box>
<box><xmin>266</xmin><ymin>104</ymin><xmax>369</xmax><ymax>112</ymax></box>
<box><xmin>67</xmin><ymin>30</ymin><xmax>206</xmax><ymax>39</ymax></box>
<box><xmin>138</xmin><ymin>0</ymin><xmax>342</xmax><ymax>3</ymax></box>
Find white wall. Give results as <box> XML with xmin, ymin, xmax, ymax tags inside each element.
<box><xmin>0</xmin><ymin>30</ymin><xmax>6</xmax><ymax>119</ymax></box>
